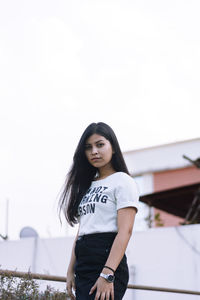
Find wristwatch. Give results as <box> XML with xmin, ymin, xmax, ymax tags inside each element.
<box><xmin>100</xmin><ymin>273</ymin><xmax>115</xmax><ymax>283</ymax></box>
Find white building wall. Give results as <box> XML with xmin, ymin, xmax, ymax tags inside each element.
<box><xmin>1</xmin><ymin>224</ymin><xmax>200</xmax><ymax>299</ymax></box>
<box><xmin>123</xmin><ymin>138</ymin><xmax>200</xmax><ymax>176</ymax></box>
<box><xmin>126</xmin><ymin>224</ymin><xmax>200</xmax><ymax>300</ymax></box>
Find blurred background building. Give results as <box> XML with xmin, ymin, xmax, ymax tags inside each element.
<box><xmin>124</xmin><ymin>137</ymin><xmax>200</xmax><ymax>229</ymax></box>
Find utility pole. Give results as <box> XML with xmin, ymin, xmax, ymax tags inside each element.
<box><xmin>0</xmin><ymin>198</ymin><xmax>9</xmax><ymax>241</ymax></box>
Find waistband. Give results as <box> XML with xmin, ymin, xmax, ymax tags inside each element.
<box><xmin>77</xmin><ymin>232</ymin><xmax>117</xmax><ymax>241</ymax></box>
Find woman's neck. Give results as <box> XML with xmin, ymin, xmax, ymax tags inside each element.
<box><xmin>97</xmin><ymin>166</ymin><xmax>116</xmax><ymax>180</ymax></box>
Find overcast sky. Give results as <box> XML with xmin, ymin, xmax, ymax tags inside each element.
<box><xmin>0</xmin><ymin>0</ymin><xmax>200</xmax><ymax>240</ymax></box>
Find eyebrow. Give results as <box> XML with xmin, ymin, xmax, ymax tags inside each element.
<box><xmin>85</xmin><ymin>139</ymin><xmax>104</xmax><ymax>145</ymax></box>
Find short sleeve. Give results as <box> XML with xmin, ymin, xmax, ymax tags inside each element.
<box><xmin>115</xmin><ymin>174</ymin><xmax>140</xmax><ymax>212</ymax></box>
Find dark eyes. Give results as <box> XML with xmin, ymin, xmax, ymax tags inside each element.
<box><xmin>85</xmin><ymin>143</ymin><xmax>104</xmax><ymax>150</ymax></box>
<box><xmin>97</xmin><ymin>143</ymin><xmax>104</xmax><ymax>147</ymax></box>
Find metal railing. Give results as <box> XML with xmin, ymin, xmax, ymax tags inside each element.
<box><xmin>0</xmin><ymin>269</ymin><xmax>200</xmax><ymax>296</ymax></box>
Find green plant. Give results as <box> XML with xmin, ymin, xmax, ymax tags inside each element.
<box><xmin>145</xmin><ymin>209</ymin><xmax>164</xmax><ymax>228</ymax></box>
<box><xmin>0</xmin><ymin>271</ymin><xmax>69</xmax><ymax>299</ymax></box>
<box><xmin>154</xmin><ymin>212</ymin><xmax>164</xmax><ymax>227</ymax></box>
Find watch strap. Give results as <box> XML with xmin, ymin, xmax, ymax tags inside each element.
<box><xmin>100</xmin><ymin>272</ymin><xmax>115</xmax><ymax>283</ymax></box>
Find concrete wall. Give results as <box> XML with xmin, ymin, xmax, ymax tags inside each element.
<box><xmin>126</xmin><ymin>224</ymin><xmax>200</xmax><ymax>300</ymax></box>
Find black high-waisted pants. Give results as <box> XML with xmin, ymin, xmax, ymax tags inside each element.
<box><xmin>74</xmin><ymin>232</ymin><xmax>129</xmax><ymax>300</ymax></box>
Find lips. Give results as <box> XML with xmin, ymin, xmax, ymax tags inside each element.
<box><xmin>91</xmin><ymin>157</ymin><xmax>101</xmax><ymax>161</ymax></box>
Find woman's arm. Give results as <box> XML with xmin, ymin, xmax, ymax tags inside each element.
<box><xmin>89</xmin><ymin>207</ymin><xmax>137</xmax><ymax>300</ymax></box>
<box><xmin>67</xmin><ymin>227</ymin><xmax>79</xmax><ymax>300</ymax></box>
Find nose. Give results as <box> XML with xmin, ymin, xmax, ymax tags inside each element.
<box><xmin>91</xmin><ymin>146</ymin><xmax>98</xmax><ymax>155</ymax></box>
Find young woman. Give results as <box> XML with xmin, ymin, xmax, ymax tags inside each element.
<box><xmin>59</xmin><ymin>122</ymin><xmax>139</xmax><ymax>300</ymax></box>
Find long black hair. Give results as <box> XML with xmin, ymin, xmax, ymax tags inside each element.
<box><xmin>59</xmin><ymin>122</ymin><xmax>129</xmax><ymax>226</ymax></box>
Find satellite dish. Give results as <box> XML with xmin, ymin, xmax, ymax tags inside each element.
<box><xmin>20</xmin><ymin>226</ymin><xmax>39</xmax><ymax>239</ymax></box>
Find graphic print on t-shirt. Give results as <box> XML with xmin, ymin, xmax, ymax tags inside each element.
<box><xmin>78</xmin><ymin>186</ymin><xmax>108</xmax><ymax>217</ymax></box>
<box><xmin>77</xmin><ymin>172</ymin><xmax>140</xmax><ymax>236</ymax></box>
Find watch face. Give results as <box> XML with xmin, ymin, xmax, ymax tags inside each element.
<box><xmin>107</xmin><ymin>275</ymin><xmax>114</xmax><ymax>283</ymax></box>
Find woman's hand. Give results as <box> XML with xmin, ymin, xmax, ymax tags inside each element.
<box><xmin>66</xmin><ymin>271</ymin><xmax>76</xmax><ymax>300</ymax></box>
<box><xmin>89</xmin><ymin>276</ymin><xmax>114</xmax><ymax>300</ymax></box>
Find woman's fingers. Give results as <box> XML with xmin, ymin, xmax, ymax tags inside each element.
<box><xmin>105</xmin><ymin>288</ymin><xmax>114</xmax><ymax>300</ymax></box>
<box><xmin>72</xmin><ymin>280</ymin><xmax>76</xmax><ymax>292</ymax></box>
<box><xmin>94</xmin><ymin>290</ymin><xmax>101</xmax><ymax>300</ymax></box>
<box><xmin>67</xmin><ymin>282</ymin><xmax>76</xmax><ymax>300</ymax></box>
<box><xmin>95</xmin><ymin>291</ymin><xmax>112</xmax><ymax>300</ymax></box>
<box><xmin>66</xmin><ymin>284</ymin><xmax>72</xmax><ymax>296</ymax></box>
<box><xmin>66</xmin><ymin>272</ymin><xmax>76</xmax><ymax>300</ymax></box>
<box><xmin>67</xmin><ymin>291</ymin><xmax>76</xmax><ymax>300</ymax></box>
<box><xmin>106</xmin><ymin>291</ymin><xmax>111</xmax><ymax>300</ymax></box>
<box><xmin>90</xmin><ymin>278</ymin><xmax>114</xmax><ymax>300</ymax></box>
<box><xmin>68</xmin><ymin>292</ymin><xmax>75</xmax><ymax>300</ymax></box>
<box><xmin>89</xmin><ymin>281</ymin><xmax>97</xmax><ymax>295</ymax></box>
<box><xmin>100</xmin><ymin>292</ymin><xmax>106</xmax><ymax>300</ymax></box>
<box><xmin>111</xmin><ymin>289</ymin><xmax>114</xmax><ymax>300</ymax></box>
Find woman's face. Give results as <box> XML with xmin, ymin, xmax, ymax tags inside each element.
<box><xmin>85</xmin><ymin>134</ymin><xmax>114</xmax><ymax>169</ymax></box>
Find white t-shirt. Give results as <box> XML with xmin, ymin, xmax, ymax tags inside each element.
<box><xmin>77</xmin><ymin>172</ymin><xmax>139</xmax><ymax>236</ymax></box>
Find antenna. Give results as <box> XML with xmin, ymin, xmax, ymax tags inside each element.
<box><xmin>5</xmin><ymin>198</ymin><xmax>9</xmax><ymax>238</ymax></box>
<box><xmin>183</xmin><ymin>155</ymin><xmax>200</xmax><ymax>169</ymax></box>
<box><xmin>0</xmin><ymin>198</ymin><xmax>9</xmax><ymax>241</ymax></box>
